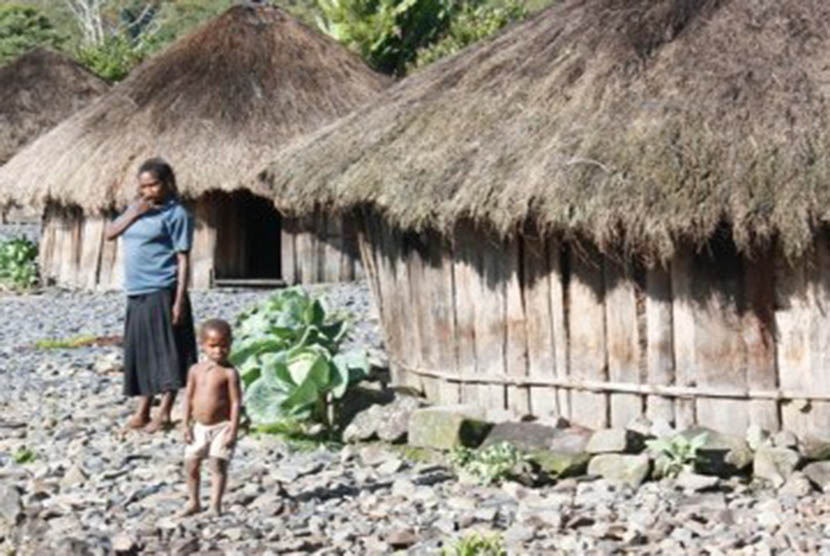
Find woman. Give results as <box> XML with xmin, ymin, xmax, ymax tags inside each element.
<box><xmin>106</xmin><ymin>158</ymin><xmax>197</xmax><ymax>432</ymax></box>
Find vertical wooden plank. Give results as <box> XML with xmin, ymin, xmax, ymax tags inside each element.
<box><xmin>674</xmin><ymin>244</ymin><xmax>749</xmax><ymax>435</ymax></box>
<box><xmin>743</xmin><ymin>251</ymin><xmax>779</xmax><ymax>431</ymax></box>
<box><xmin>423</xmin><ymin>231</ymin><xmax>459</xmax><ymax>404</ymax></box>
<box><xmin>297</xmin><ymin>216</ymin><xmax>317</xmax><ymax>284</ymax></box>
<box><xmin>281</xmin><ymin>218</ymin><xmax>298</xmax><ymax>285</ymax></box>
<box><xmin>190</xmin><ymin>198</ymin><xmax>216</xmax><ymax>289</ymax></box>
<box><xmin>39</xmin><ymin>208</ymin><xmax>57</xmax><ymax>285</ymax></box>
<box><xmin>321</xmin><ymin>213</ymin><xmax>343</xmax><ymax>282</ymax></box>
<box><xmin>523</xmin><ymin>236</ymin><xmax>558</xmax><ymax>418</ymax></box>
<box><xmin>568</xmin><ymin>247</ymin><xmax>607</xmax><ymax>429</ymax></box>
<box><xmin>78</xmin><ymin>217</ymin><xmax>105</xmax><ymax>289</ymax></box>
<box><xmin>452</xmin><ymin>223</ymin><xmax>485</xmax><ymax>405</ymax></box>
<box><xmin>549</xmin><ymin>240</ymin><xmax>570</xmax><ymax>419</ymax></box>
<box><xmin>604</xmin><ymin>258</ymin><xmax>643</xmax><ymax>427</ymax></box>
<box><xmin>405</xmin><ymin>234</ymin><xmax>434</xmax><ymax>398</ymax></box>
<box><xmin>805</xmin><ymin>235</ymin><xmax>830</xmax><ymax>440</ymax></box>
<box><xmin>505</xmin><ymin>237</ymin><xmax>529</xmax><ymax>414</ymax></box>
<box><xmin>776</xmin><ymin>250</ymin><xmax>810</xmax><ymax>437</ymax></box>
<box><xmin>645</xmin><ymin>266</ymin><xmax>675</xmax><ymax>424</ymax></box>
<box><xmin>476</xmin><ymin>235</ymin><xmax>507</xmax><ymax>411</ymax></box>
<box><xmin>671</xmin><ymin>248</ymin><xmax>697</xmax><ymax>429</ymax></box>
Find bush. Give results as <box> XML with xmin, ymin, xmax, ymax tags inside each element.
<box><xmin>231</xmin><ymin>287</ymin><xmax>368</xmax><ymax>430</ymax></box>
<box><xmin>0</xmin><ymin>4</ymin><xmax>64</xmax><ymax>66</ymax></box>
<box><xmin>73</xmin><ymin>33</ymin><xmax>149</xmax><ymax>82</ymax></box>
<box><xmin>646</xmin><ymin>432</ymin><xmax>708</xmax><ymax>479</ymax></box>
<box><xmin>0</xmin><ymin>236</ymin><xmax>38</xmax><ymax>291</ymax></box>
<box><xmin>413</xmin><ymin>0</ymin><xmax>526</xmax><ymax>68</ymax></box>
<box><xmin>443</xmin><ymin>531</ymin><xmax>506</xmax><ymax>556</ymax></box>
<box><xmin>449</xmin><ymin>441</ymin><xmax>529</xmax><ymax>485</ymax></box>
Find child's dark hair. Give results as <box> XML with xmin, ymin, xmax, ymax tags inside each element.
<box><xmin>200</xmin><ymin>318</ymin><xmax>232</xmax><ymax>341</ymax></box>
<box><xmin>137</xmin><ymin>157</ymin><xmax>178</xmax><ymax>197</ymax></box>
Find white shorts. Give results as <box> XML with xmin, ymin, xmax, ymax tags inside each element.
<box><xmin>184</xmin><ymin>421</ymin><xmax>234</xmax><ymax>461</ymax></box>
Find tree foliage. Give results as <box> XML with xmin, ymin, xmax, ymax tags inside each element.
<box><xmin>316</xmin><ymin>0</ymin><xmax>454</xmax><ymax>75</ymax></box>
<box><xmin>0</xmin><ymin>4</ymin><xmax>64</xmax><ymax>65</ymax></box>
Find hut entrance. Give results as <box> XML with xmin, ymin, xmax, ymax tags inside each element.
<box><xmin>212</xmin><ymin>191</ymin><xmax>282</xmax><ymax>287</ymax></box>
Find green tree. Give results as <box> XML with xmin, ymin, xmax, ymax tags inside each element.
<box><xmin>0</xmin><ymin>4</ymin><xmax>63</xmax><ymax>65</ymax></box>
<box><xmin>316</xmin><ymin>0</ymin><xmax>454</xmax><ymax>75</ymax></box>
<box><xmin>413</xmin><ymin>0</ymin><xmax>526</xmax><ymax>68</ymax></box>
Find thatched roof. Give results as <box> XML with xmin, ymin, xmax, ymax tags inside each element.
<box><xmin>0</xmin><ymin>4</ymin><xmax>387</xmax><ymax>213</ymax></box>
<box><xmin>253</xmin><ymin>0</ymin><xmax>830</xmax><ymax>261</ymax></box>
<box><xmin>0</xmin><ymin>48</ymin><xmax>108</xmax><ymax>166</ymax></box>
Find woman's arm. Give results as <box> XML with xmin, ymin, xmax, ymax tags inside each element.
<box><xmin>172</xmin><ymin>251</ymin><xmax>189</xmax><ymax>325</ymax></box>
<box><xmin>105</xmin><ymin>200</ymin><xmax>150</xmax><ymax>241</ymax></box>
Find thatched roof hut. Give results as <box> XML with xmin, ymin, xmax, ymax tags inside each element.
<box><xmin>0</xmin><ymin>48</ymin><xmax>107</xmax><ymax>167</ymax></box>
<box><xmin>252</xmin><ymin>0</ymin><xmax>830</xmax><ymax>440</ymax></box>
<box><xmin>0</xmin><ymin>4</ymin><xmax>387</xmax><ymax>288</ymax></box>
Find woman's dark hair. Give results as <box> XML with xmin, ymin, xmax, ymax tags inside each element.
<box><xmin>137</xmin><ymin>157</ymin><xmax>178</xmax><ymax>197</ymax></box>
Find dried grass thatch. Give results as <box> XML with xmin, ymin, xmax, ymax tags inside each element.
<box><xmin>0</xmin><ymin>48</ymin><xmax>108</xmax><ymax>166</ymax></box>
<box><xmin>253</xmin><ymin>0</ymin><xmax>830</xmax><ymax>261</ymax></box>
<box><xmin>0</xmin><ymin>4</ymin><xmax>387</xmax><ymax>213</ymax></box>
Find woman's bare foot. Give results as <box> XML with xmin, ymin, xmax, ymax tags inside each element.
<box><xmin>125</xmin><ymin>413</ymin><xmax>150</xmax><ymax>430</ymax></box>
<box><xmin>144</xmin><ymin>417</ymin><xmax>170</xmax><ymax>433</ymax></box>
<box><xmin>177</xmin><ymin>502</ymin><xmax>201</xmax><ymax>517</ymax></box>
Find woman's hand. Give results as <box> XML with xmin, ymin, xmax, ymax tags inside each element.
<box><xmin>172</xmin><ymin>298</ymin><xmax>184</xmax><ymax>326</ymax></box>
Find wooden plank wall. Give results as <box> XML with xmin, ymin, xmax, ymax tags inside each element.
<box><xmin>360</xmin><ymin>217</ymin><xmax>830</xmax><ymax>440</ymax></box>
<box><xmin>281</xmin><ymin>211</ymin><xmax>363</xmax><ymax>284</ymax></box>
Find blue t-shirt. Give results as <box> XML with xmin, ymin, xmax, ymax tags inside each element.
<box><xmin>121</xmin><ymin>200</ymin><xmax>193</xmax><ymax>296</ymax></box>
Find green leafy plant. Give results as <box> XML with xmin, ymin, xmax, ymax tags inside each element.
<box><xmin>450</xmin><ymin>441</ymin><xmax>529</xmax><ymax>485</ymax></box>
<box><xmin>12</xmin><ymin>447</ymin><xmax>36</xmax><ymax>464</ymax></box>
<box><xmin>232</xmin><ymin>287</ymin><xmax>368</xmax><ymax>430</ymax></box>
<box><xmin>413</xmin><ymin>0</ymin><xmax>526</xmax><ymax>68</ymax></box>
<box><xmin>443</xmin><ymin>531</ymin><xmax>507</xmax><ymax>556</ymax></box>
<box><xmin>646</xmin><ymin>432</ymin><xmax>708</xmax><ymax>479</ymax></box>
<box><xmin>0</xmin><ymin>236</ymin><xmax>38</xmax><ymax>291</ymax></box>
<box><xmin>316</xmin><ymin>0</ymin><xmax>454</xmax><ymax>75</ymax></box>
<box><xmin>0</xmin><ymin>4</ymin><xmax>64</xmax><ymax>65</ymax></box>
<box><xmin>73</xmin><ymin>32</ymin><xmax>149</xmax><ymax>82</ymax></box>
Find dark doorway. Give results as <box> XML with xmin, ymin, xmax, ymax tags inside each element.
<box><xmin>213</xmin><ymin>190</ymin><xmax>281</xmax><ymax>282</ymax></box>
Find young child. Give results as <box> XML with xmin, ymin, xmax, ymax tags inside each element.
<box><xmin>180</xmin><ymin>319</ymin><xmax>242</xmax><ymax>516</ymax></box>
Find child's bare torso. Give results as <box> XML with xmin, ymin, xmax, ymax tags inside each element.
<box><xmin>190</xmin><ymin>362</ymin><xmax>235</xmax><ymax>425</ymax></box>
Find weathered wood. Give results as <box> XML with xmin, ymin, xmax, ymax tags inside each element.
<box><xmin>671</xmin><ymin>248</ymin><xmax>697</xmax><ymax>429</ymax></box>
<box><xmin>743</xmin><ymin>251</ymin><xmax>779</xmax><ymax>431</ymax></box>
<box><xmin>523</xmin><ymin>236</ymin><xmax>557</xmax><ymax>417</ymax></box>
<box><xmin>191</xmin><ymin>200</ymin><xmax>217</xmax><ymax>289</ymax></box>
<box><xmin>673</xmin><ymin>246</ymin><xmax>749</xmax><ymax>435</ymax></box>
<box><xmin>339</xmin><ymin>216</ymin><xmax>358</xmax><ymax>282</ymax></box>
<box><xmin>452</xmin><ymin>224</ymin><xmax>483</xmax><ymax>405</ymax></box>
<box><xmin>604</xmin><ymin>259</ymin><xmax>643</xmax><ymax>427</ymax></box>
<box><xmin>406</xmin><ymin>234</ymin><xmax>435</xmax><ymax>399</ymax></box>
<box><xmin>78</xmin><ymin>217</ymin><xmax>105</xmax><ymax>289</ymax></box>
<box><xmin>568</xmin><ymin>247</ymin><xmax>608</xmax><ymax>429</ymax></box>
<box><xmin>426</xmin><ymin>232</ymin><xmax>460</xmax><ymax>404</ymax></box>
<box><xmin>504</xmin><ymin>237</ymin><xmax>529</xmax><ymax>414</ymax></box>
<box><xmin>548</xmin><ymin>240</ymin><xmax>570</xmax><ymax>419</ymax></box>
<box><xmin>281</xmin><ymin>218</ymin><xmax>298</xmax><ymax>285</ymax></box>
<box><xmin>321</xmin><ymin>215</ymin><xmax>343</xmax><ymax>282</ymax></box>
<box><xmin>645</xmin><ymin>266</ymin><xmax>675</xmax><ymax>424</ymax></box>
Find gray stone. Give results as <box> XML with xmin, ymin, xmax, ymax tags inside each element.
<box><xmin>803</xmin><ymin>461</ymin><xmax>830</xmax><ymax>492</ymax></box>
<box><xmin>680</xmin><ymin>426</ymin><xmax>753</xmax><ymax>476</ymax></box>
<box><xmin>676</xmin><ymin>470</ymin><xmax>719</xmax><ymax>492</ymax></box>
<box><xmin>111</xmin><ymin>533</ymin><xmax>137</xmax><ymax>555</ymax></box>
<box><xmin>408</xmin><ymin>405</ymin><xmax>490</xmax><ymax>450</ymax></box>
<box><xmin>481</xmin><ymin>421</ymin><xmax>561</xmax><ymax>452</ymax></box>
<box><xmin>650</xmin><ymin>418</ymin><xmax>675</xmax><ymax>438</ymax></box>
<box><xmin>0</xmin><ymin>484</ymin><xmax>23</xmax><ymax>526</ymax></box>
<box><xmin>625</xmin><ymin>416</ymin><xmax>653</xmax><ymax>438</ymax></box>
<box><xmin>342</xmin><ymin>393</ymin><xmax>421</xmax><ymax>444</ymax></box>
<box><xmin>772</xmin><ymin>430</ymin><xmax>799</xmax><ymax>450</ymax></box>
<box><xmin>746</xmin><ymin>425</ymin><xmax>770</xmax><ymax>451</ymax></box>
<box><xmin>385</xmin><ymin>528</ymin><xmax>417</xmax><ymax>549</ymax></box>
<box><xmin>779</xmin><ymin>472</ymin><xmax>814</xmax><ymax>497</ymax></box>
<box><xmin>376</xmin><ymin>457</ymin><xmax>403</xmax><ymax>475</ymax></box>
<box><xmin>753</xmin><ymin>447</ymin><xmax>800</xmax><ymax>488</ymax></box>
<box><xmin>586</xmin><ymin>428</ymin><xmax>645</xmax><ymax>454</ymax></box>
<box><xmin>587</xmin><ymin>454</ymin><xmax>651</xmax><ymax>488</ymax></box>
<box><xmin>800</xmin><ymin>436</ymin><xmax>830</xmax><ymax>461</ymax></box>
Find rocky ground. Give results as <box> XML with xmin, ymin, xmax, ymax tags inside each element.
<box><xmin>3</xmin><ymin>282</ymin><xmax>830</xmax><ymax>554</ymax></box>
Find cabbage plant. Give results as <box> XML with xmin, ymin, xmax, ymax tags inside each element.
<box><xmin>230</xmin><ymin>287</ymin><xmax>368</xmax><ymax>428</ymax></box>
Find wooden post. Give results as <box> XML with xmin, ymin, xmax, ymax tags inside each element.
<box><xmin>452</xmin><ymin>223</ymin><xmax>486</xmax><ymax>405</ymax></box>
<box><xmin>505</xmin><ymin>237</ymin><xmax>529</xmax><ymax>414</ymax></box>
<box><xmin>549</xmin><ymin>240</ymin><xmax>570</xmax><ymax>419</ymax></box>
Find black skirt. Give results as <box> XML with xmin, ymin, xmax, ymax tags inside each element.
<box><xmin>123</xmin><ymin>288</ymin><xmax>197</xmax><ymax>397</ymax></box>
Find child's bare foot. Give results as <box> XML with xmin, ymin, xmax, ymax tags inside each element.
<box><xmin>125</xmin><ymin>413</ymin><xmax>150</xmax><ymax>430</ymax></box>
<box><xmin>208</xmin><ymin>505</ymin><xmax>222</xmax><ymax>517</ymax></box>
<box><xmin>177</xmin><ymin>502</ymin><xmax>201</xmax><ymax>517</ymax></box>
<box><xmin>144</xmin><ymin>417</ymin><xmax>170</xmax><ymax>433</ymax></box>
